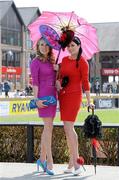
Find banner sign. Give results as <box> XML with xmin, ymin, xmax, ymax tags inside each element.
<box><xmin>9</xmin><ymin>100</ymin><xmax>36</xmax><ymax>115</ymax></box>
<box><xmin>94</xmin><ymin>98</ymin><xmax>115</xmax><ymax>109</ymax></box>
<box><xmin>0</xmin><ymin>101</ymin><xmax>9</xmax><ymax>116</ymax></box>
<box><xmin>101</xmin><ymin>68</ymin><xmax>119</xmax><ymax>76</ymax></box>
<box><xmin>2</xmin><ymin>66</ymin><xmax>22</xmax><ymax>75</ymax></box>
<box><xmin>0</xmin><ymin>100</ymin><xmax>37</xmax><ymax>116</ymax></box>
<box><xmin>0</xmin><ymin>98</ymin><xmax>93</xmax><ymax>116</ymax></box>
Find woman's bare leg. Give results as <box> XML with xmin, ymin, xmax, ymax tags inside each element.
<box><xmin>40</xmin><ymin>127</ymin><xmax>47</xmax><ymax>161</ymax></box>
<box><xmin>63</xmin><ymin>121</ymin><xmax>80</xmax><ymax>169</ymax></box>
<box><xmin>40</xmin><ymin>118</ymin><xmax>54</xmax><ymax>169</ymax></box>
<box><xmin>65</xmin><ymin>138</ymin><xmax>74</xmax><ymax>169</ymax></box>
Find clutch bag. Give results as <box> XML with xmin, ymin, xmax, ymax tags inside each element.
<box><xmin>61</xmin><ymin>76</ymin><xmax>69</xmax><ymax>87</ymax></box>
<box><xmin>29</xmin><ymin>96</ymin><xmax>57</xmax><ymax>109</ymax></box>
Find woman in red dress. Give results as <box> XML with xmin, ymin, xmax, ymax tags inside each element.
<box><xmin>57</xmin><ymin>36</ymin><xmax>94</xmax><ymax>175</ymax></box>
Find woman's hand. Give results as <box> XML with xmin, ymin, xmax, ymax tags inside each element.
<box><xmin>36</xmin><ymin>100</ymin><xmax>47</xmax><ymax>108</ymax></box>
<box><xmin>53</xmin><ymin>64</ymin><xmax>59</xmax><ymax>71</ymax></box>
<box><xmin>87</xmin><ymin>103</ymin><xmax>95</xmax><ymax>112</ymax></box>
<box><xmin>55</xmin><ymin>80</ymin><xmax>62</xmax><ymax>91</ymax></box>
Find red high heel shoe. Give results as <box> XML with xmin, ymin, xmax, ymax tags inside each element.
<box><xmin>73</xmin><ymin>156</ymin><xmax>86</xmax><ymax>176</ymax></box>
<box><xmin>77</xmin><ymin>156</ymin><xmax>86</xmax><ymax>171</ymax></box>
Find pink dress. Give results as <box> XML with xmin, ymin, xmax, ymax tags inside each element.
<box><xmin>30</xmin><ymin>58</ymin><xmax>57</xmax><ymax>118</ymax></box>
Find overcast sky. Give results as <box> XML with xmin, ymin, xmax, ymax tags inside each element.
<box><xmin>13</xmin><ymin>0</ymin><xmax>119</xmax><ymax>23</ymax></box>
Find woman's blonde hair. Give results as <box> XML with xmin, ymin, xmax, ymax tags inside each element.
<box><xmin>36</xmin><ymin>37</ymin><xmax>55</xmax><ymax>64</ymax></box>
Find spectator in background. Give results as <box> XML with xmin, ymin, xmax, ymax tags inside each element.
<box><xmin>0</xmin><ymin>82</ymin><xmax>3</xmax><ymax>95</ymax></box>
<box><xmin>95</xmin><ymin>80</ymin><xmax>100</xmax><ymax>96</ymax></box>
<box><xmin>111</xmin><ymin>81</ymin><xmax>117</xmax><ymax>94</ymax></box>
<box><xmin>4</xmin><ymin>82</ymin><xmax>10</xmax><ymax>98</ymax></box>
<box><xmin>28</xmin><ymin>85</ymin><xmax>33</xmax><ymax>95</ymax></box>
<box><xmin>102</xmin><ymin>82</ymin><xmax>107</xmax><ymax>93</ymax></box>
<box><xmin>25</xmin><ymin>86</ymin><xmax>30</xmax><ymax>96</ymax></box>
<box><xmin>117</xmin><ymin>83</ymin><xmax>119</xmax><ymax>93</ymax></box>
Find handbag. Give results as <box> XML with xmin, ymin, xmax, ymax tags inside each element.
<box><xmin>61</xmin><ymin>76</ymin><xmax>69</xmax><ymax>87</ymax></box>
<box><xmin>29</xmin><ymin>96</ymin><xmax>57</xmax><ymax>109</ymax></box>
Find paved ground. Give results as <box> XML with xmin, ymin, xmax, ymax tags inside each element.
<box><xmin>0</xmin><ymin>163</ymin><xmax>119</xmax><ymax>180</ymax></box>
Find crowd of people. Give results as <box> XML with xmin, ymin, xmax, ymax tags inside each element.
<box><xmin>0</xmin><ymin>81</ymin><xmax>33</xmax><ymax>98</ymax></box>
<box><xmin>89</xmin><ymin>80</ymin><xmax>119</xmax><ymax>95</ymax></box>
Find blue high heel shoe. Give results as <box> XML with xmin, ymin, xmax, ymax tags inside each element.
<box><xmin>45</xmin><ymin>168</ymin><xmax>54</xmax><ymax>175</ymax></box>
<box><xmin>36</xmin><ymin>159</ymin><xmax>47</xmax><ymax>172</ymax></box>
<box><xmin>37</xmin><ymin>159</ymin><xmax>54</xmax><ymax>175</ymax></box>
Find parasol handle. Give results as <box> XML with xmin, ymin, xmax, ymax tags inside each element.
<box><xmin>92</xmin><ymin>145</ymin><xmax>97</xmax><ymax>174</ymax></box>
<box><xmin>88</xmin><ymin>106</ymin><xmax>94</xmax><ymax>115</ymax></box>
<box><xmin>82</xmin><ymin>165</ymin><xmax>86</xmax><ymax>171</ymax></box>
<box><xmin>56</xmin><ymin>48</ymin><xmax>62</xmax><ymax>64</ymax></box>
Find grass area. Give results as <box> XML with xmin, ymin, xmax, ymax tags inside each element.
<box><xmin>0</xmin><ymin>109</ymin><xmax>119</xmax><ymax>124</ymax></box>
<box><xmin>78</xmin><ymin>109</ymin><xmax>119</xmax><ymax>123</ymax></box>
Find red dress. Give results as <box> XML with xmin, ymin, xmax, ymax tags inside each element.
<box><xmin>58</xmin><ymin>56</ymin><xmax>90</xmax><ymax>122</ymax></box>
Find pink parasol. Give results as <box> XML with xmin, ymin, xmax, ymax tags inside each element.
<box><xmin>28</xmin><ymin>11</ymin><xmax>99</xmax><ymax>61</ymax></box>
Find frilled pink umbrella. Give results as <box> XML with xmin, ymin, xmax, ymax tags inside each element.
<box><xmin>28</xmin><ymin>11</ymin><xmax>99</xmax><ymax>62</ymax></box>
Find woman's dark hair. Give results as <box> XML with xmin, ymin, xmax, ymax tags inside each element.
<box><xmin>72</xmin><ymin>36</ymin><xmax>82</xmax><ymax>68</ymax></box>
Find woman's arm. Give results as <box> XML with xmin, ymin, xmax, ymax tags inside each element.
<box><xmin>80</xmin><ymin>58</ymin><xmax>94</xmax><ymax>109</ymax></box>
<box><xmin>32</xmin><ymin>85</ymin><xmax>38</xmax><ymax>98</ymax></box>
<box><xmin>85</xmin><ymin>90</ymin><xmax>95</xmax><ymax>109</ymax></box>
<box><xmin>30</xmin><ymin>60</ymin><xmax>47</xmax><ymax>108</ymax></box>
<box><xmin>85</xmin><ymin>90</ymin><xmax>91</xmax><ymax>105</ymax></box>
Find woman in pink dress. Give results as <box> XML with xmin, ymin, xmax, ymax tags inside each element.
<box><xmin>30</xmin><ymin>37</ymin><xmax>57</xmax><ymax>175</ymax></box>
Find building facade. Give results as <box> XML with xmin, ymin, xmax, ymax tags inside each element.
<box><xmin>0</xmin><ymin>1</ymin><xmax>119</xmax><ymax>92</ymax></box>
<box><xmin>89</xmin><ymin>23</ymin><xmax>119</xmax><ymax>92</ymax></box>
<box><xmin>0</xmin><ymin>0</ymin><xmax>40</xmax><ymax>90</ymax></box>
